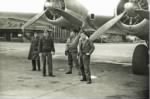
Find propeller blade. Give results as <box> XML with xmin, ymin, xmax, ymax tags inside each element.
<box><xmin>135</xmin><ymin>9</ymin><xmax>149</xmax><ymax>19</ymax></box>
<box><xmin>70</xmin><ymin>33</ymin><xmax>81</xmax><ymax>48</ymax></box>
<box><xmin>89</xmin><ymin>11</ymin><xmax>126</xmax><ymax>41</ymax></box>
<box><xmin>21</xmin><ymin>9</ymin><xmax>48</xmax><ymax>31</ymax></box>
<box><xmin>49</xmin><ymin>7</ymin><xmax>83</xmax><ymax>26</ymax></box>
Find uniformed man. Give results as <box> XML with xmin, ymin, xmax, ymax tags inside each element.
<box><xmin>28</xmin><ymin>32</ymin><xmax>41</xmax><ymax>71</ymax></box>
<box><xmin>79</xmin><ymin>32</ymin><xmax>95</xmax><ymax>84</ymax></box>
<box><xmin>39</xmin><ymin>29</ymin><xmax>55</xmax><ymax>77</ymax></box>
<box><xmin>65</xmin><ymin>31</ymin><xmax>80</xmax><ymax>75</ymax></box>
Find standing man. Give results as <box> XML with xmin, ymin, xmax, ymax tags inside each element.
<box><xmin>79</xmin><ymin>32</ymin><xmax>95</xmax><ymax>84</ymax></box>
<box><xmin>65</xmin><ymin>31</ymin><xmax>80</xmax><ymax>75</ymax></box>
<box><xmin>39</xmin><ymin>29</ymin><xmax>55</xmax><ymax>77</ymax></box>
<box><xmin>28</xmin><ymin>32</ymin><xmax>41</xmax><ymax>71</ymax></box>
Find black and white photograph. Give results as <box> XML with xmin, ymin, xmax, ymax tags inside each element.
<box><xmin>0</xmin><ymin>0</ymin><xmax>149</xmax><ymax>99</ymax></box>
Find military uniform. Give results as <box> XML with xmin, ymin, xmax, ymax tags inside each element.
<box><xmin>65</xmin><ymin>36</ymin><xmax>80</xmax><ymax>74</ymax></box>
<box><xmin>79</xmin><ymin>38</ymin><xmax>95</xmax><ymax>84</ymax></box>
<box><xmin>28</xmin><ymin>36</ymin><xmax>41</xmax><ymax>71</ymax></box>
<box><xmin>39</xmin><ymin>35</ymin><xmax>55</xmax><ymax>76</ymax></box>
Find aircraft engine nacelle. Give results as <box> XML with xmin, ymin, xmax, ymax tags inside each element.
<box><xmin>115</xmin><ymin>0</ymin><xmax>149</xmax><ymax>39</ymax></box>
<box><xmin>44</xmin><ymin>0</ymin><xmax>65</xmax><ymax>20</ymax></box>
<box><xmin>43</xmin><ymin>0</ymin><xmax>75</xmax><ymax>29</ymax></box>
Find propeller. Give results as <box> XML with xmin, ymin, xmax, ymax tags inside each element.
<box><xmin>48</xmin><ymin>7</ymin><xmax>83</xmax><ymax>26</ymax></box>
<box><xmin>89</xmin><ymin>11</ymin><xmax>126</xmax><ymax>41</ymax></box>
<box><xmin>21</xmin><ymin>9</ymin><xmax>48</xmax><ymax>32</ymax></box>
<box><xmin>21</xmin><ymin>0</ymin><xmax>55</xmax><ymax>32</ymax></box>
<box><xmin>89</xmin><ymin>0</ymin><xmax>149</xmax><ymax>41</ymax></box>
<box><xmin>118</xmin><ymin>0</ymin><xmax>149</xmax><ymax>25</ymax></box>
<box><xmin>70</xmin><ymin>33</ymin><xmax>81</xmax><ymax>48</ymax></box>
<box><xmin>21</xmin><ymin>0</ymin><xmax>68</xmax><ymax>33</ymax></box>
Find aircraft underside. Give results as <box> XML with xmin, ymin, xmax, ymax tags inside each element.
<box><xmin>5</xmin><ymin>0</ymin><xmax>149</xmax><ymax>75</ymax></box>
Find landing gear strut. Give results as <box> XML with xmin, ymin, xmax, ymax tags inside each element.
<box><xmin>132</xmin><ymin>44</ymin><xmax>149</xmax><ymax>75</ymax></box>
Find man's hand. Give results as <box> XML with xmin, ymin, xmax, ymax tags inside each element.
<box><xmin>65</xmin><ymin>50</ymin><xmax>69</xmax><ymax>56</ymax></box>
<box><xmin>39</xmin><ymin>53</ymin><xmax>42</xmax><ymax>57</ymax></box>
<box><xmin>78</xmin><ymin>52</ymin><xmax>81</xmax><ymax>56</ymax></box>
<box><xmin>86</xmin><ymin>53</ymin><xmax>90</xmax><ymax>56</ymax></box>
<box><xmin>51</xmin><ymin>51</ymin><xmax>55</xmax><ymax>55</ymax></box>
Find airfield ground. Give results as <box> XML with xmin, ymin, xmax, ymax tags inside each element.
<box><xmin>0</xmin><ymin>42</ymin><xmax>148</xmax><ymax>99</ymax></box>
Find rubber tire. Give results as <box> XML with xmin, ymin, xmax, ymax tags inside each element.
<box><xmin>132</xmin><ymin>44</ymin><xmax>149</xmax><ymax>75</ymax></box>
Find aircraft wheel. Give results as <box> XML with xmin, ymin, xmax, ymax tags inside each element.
<box><xmin>132</xmin><ymin>44</ymin><xmax>149</xmax><ymax>75</ymax></box>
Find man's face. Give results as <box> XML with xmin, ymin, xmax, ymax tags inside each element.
<box><xmin>70</xmin><ymin>32</ymin><xmax>75</xmax><ymax>38</ymax></box>
<box><xmin>34</xmin><ymin>33</ymin><xmax>38</xmax><ymax>37</ymax></box>
<box><xmin>80</xmin><ymin>33</ymin><xmax>87</xmax><ymax>40</ymax></box>
<box><xmin>43</xmin><ymin>32</ymin><xmax>49</xmax><ymax>37</ymax></box>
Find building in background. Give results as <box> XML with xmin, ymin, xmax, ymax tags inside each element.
<box><xmin>0</xmin><ymin>18</ymin><xmax>71</xmax><ymax>42</ymax></box>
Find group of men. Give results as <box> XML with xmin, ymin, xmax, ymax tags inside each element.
<box><xmin>28</xmin><ymin>29</ymin><xmax>95</xmax><ymax>84</ymax></box>
<box><xmin>28</xmin><ymin>30</ymin><xmax>55</xmax><ymax>77</ymax></box>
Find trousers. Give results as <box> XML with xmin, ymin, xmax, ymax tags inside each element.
<box><xmin>42</xmin><ymin>52</ymin><xmax>53</xmax><ymax>76</ymax></box>
<box><xmin>32</xmin><ymin>60</ymin><xmax>40</xmax><ymax>70</ymax></box>
<box><xmin>67</xmin><ymin>52</ymin><xmax>79</xmax><ymax>72</ymax></box>
<box><xmin>79</xmin><ymin>54</ymin><xmax>91</xmax><ymax>82</ymax></box>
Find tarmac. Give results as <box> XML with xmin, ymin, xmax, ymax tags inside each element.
<box><xmin>0</xmin><ymin>42</ymin><xmax>148</xmax><ymax>99</ymax></box>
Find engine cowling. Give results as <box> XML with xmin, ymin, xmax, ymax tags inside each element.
<box><xmin>116</xmin><ymin>0</ymin><xmax>149</xmax><ymax>36</ymax></box>
<box><xmin>44</xmin><ymin>0</ymin><xmax>65</xmax><ymax>20</ymax></box>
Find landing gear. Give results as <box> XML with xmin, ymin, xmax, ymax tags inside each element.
<box><xmin>132</xmin><ymin>44</ymin><xmax>149</xmax><ymax>75</ymax></box>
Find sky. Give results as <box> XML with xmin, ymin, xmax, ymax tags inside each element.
<box><xmin>0</xmin><ymin>0</ymin><xmax>121</xmax><ymax>16</ymax></box>
<box><xmin>78</xmin><ymin>0</ymin><xmax>120</xmax><ymax>16</ymax></box>
<box><xmin>0</xmin><ymin>0</ymin><xmax>46</xmax><ymax>13</ymax></box>
<box><xmin>0</xmin><ymin>0</ymin><xmax>124</xmax><ymax>16</ymax></box>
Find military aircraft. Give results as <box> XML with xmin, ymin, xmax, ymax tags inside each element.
<box><xmin>0</xmin><ymin>0</ymin><xmax>149</xmax><ymax>75</ymax></box>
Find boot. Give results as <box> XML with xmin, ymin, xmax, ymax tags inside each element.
<box><xmin>37</xmin><ymin>60</ymin><xmax>41</xmax><ymax>71</ymax></box>
<box><xmin>66</xmin><ymin>66</ymin><xmax>72</xmax><ymax>74</ymax></box>
<box><xmin>49</xmin><ymin>74</ymin><xmax>56</xmax><ymax>77</ymax></box>
<box><xmin>32</xmin><ymin>60</ymin><xmax>36</xmax><ymax>71</ymax></box>
<box><xmin>66</xmin><ymin>70</ymin><xmax>72</xmax><ymax>74</ymax></box>
<box><xmin>87</xmin><ymin>78</ymin><xmax>92</xmax><ymax>84</ymax></box>
<box><xmin>80</xmin><ymin>77</ymin><xmax>87</xmax><ymax>81</ymax></box>
<box><xmin>87</xmin><ymin>81</ymin><xmax>92</xmax><ymax>84</ymax></box>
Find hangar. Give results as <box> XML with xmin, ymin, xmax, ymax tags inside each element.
<box><xmin>0</xmin><ymin>18</ymin><xmax>71</xmax><ymax>42</ymax></box>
